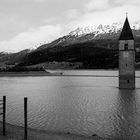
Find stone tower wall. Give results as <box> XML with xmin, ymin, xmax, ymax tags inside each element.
<box><xmin>119</xmin><ymin>40</ymin><xmax>135</xmax><ymax>89</ymax></box>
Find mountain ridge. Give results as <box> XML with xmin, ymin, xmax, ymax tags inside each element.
<box><xmin>38</xmin><ymin>21</ymin><xmax>140</xmax><ymax>51</ymax></box>
<box><xmin>1</xmin><ymin>21</ymin><xmax>140</xmax><ymax>70</ymax></box>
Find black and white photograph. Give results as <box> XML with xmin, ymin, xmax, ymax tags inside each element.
<box><xmin>0</xmin><ymin>0</ymin><xmax>140</xmax><ymax>139</ymax></box>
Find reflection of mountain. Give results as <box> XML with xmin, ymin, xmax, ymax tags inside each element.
<box><xmin>1</xmin><ymin>22</ymin><xmax>140</xmax><ymax>70</ymax></box>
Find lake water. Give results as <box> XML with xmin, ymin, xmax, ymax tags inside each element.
<box><xmin>0</xmin><ymin>70</ymin><xmax>140</xmax><ymax>139</ymax></box>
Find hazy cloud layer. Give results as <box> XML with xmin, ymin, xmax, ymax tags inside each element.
<box><xmin>85</xmin><ymin>0</ymin><xmax>110</xmax><ymax>11</ymax></box>
<box><xmin>0</xmin><ymin>0</ymin><xmax>140</xmax><ymax>52</ymax></box>
<box><xmin>0</xmin><ymin>25</ymin><xmax>62</xmax><ymax>52</ymax></box>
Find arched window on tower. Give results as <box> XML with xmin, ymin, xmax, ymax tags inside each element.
<box><xmin>124</xmin><ymin>43</ymin><xmax>128</xmax><ymax>50</ymax></box>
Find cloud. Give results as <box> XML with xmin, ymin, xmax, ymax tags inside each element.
<box><xmin>85</xmin><ymin>0</ymin><xmax>140</xmax><ymax>12</ymax></box>
<box><xmin>0</xmin><ymin>15</ymin><xmax>30</xmax><ymax>41</ymax></box>
<box><xmin>64</xmin><ymin>9</ymin><xmax>79</xmax><ymax>20</ymax></box>
<box><xmin>109</xmin><ymin>0</ymin><xmax>126</xmax><ymax>7</ymax></box>
<box><xmin>0</xmin><ymin>25</ymin><xmax>62</xmax><ymax>52</ymax></box>
<box><xmin>128</xmin><ymin>0</ymin><xmax>140</xmax><ymax>5</ymax></box>
<box><xmin>0</xmin><ymin>0</ymin><xmax>140</xmax><ymax>53</ymax></box>
<box><xmin>85</xmin><ymin>0</ymin><xmax>110</xmax><ymax>11</ymax></box>
<box><xmin>109</xmin><ymin>0</ymin><xmax>140</xmax><ymax>7</ymax></box>
<box><xmin>65</xmin><ymin>0</ymin><xmax>140</xmax><ymax>29</ymax></box>
<box><xmin>32</xmin><ymin>0</ymin><xmax>45</xmax><ymax>2</ymax></box>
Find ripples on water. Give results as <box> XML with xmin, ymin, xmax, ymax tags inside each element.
<box><xmin>0</xmin><ymin>70</ymin><xmax>140</xmax><ymax>139</ymax></box>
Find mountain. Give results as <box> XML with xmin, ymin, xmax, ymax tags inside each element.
<box><xmin>0</xmin><ymin>49</ymin><xmax>32</xmax><ymax>71</ymax></box>
<box><xmin>37</xmin><ymin>23</ymin><xmax>122</xmax><ymax>50</ymax></box>
<box><xmin>1</xmin><ymin>22</ymin><xmax>140</xmax><ymax>70</ymax></box>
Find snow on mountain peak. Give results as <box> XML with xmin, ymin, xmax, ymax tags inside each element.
<box><xmin>68</xmin><ymin>22</ymin><xmax>123</xmax><ymax>37</ymax></box>
<box><xmin>68</xmin><ymin>21</ymin><xmax>140</xmax><ymax>38</ymax></box>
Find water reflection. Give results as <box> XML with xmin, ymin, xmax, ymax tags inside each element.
<box><xmin>114</xmin><ymin>89</ymin><xmax>139</xmax><ymax>140</ymax></box>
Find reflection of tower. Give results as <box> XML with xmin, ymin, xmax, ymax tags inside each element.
<box><xmin>115</xmin><ymin>90</ymin><xmax>137</xmax><ymax>139</ymax></box>
<box><xmin>119</xmin><ymin>17</ymin><xmax>135</xmax><ymax>89</ymax></box>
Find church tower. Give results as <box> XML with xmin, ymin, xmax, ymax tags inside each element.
<box><xmin>119</xmin><ymin>17</ymin><xmax>135</xmax><ymax>89</ymax></box>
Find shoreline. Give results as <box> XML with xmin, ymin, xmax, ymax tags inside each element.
<box><xmin>0</xmin><ymin>122</ymin><xmax>110</xmax><ymax>140</ymax></box>
<box><xmin>0</xmin><ymin>71</ymin><xmax>140</xmax><ymax>78</ymax></box>
<box><xmin>0</xmin><ymin>70</ymin><xmax>140</xmax><ymax>78</ymax></box>
<box><xmin>0</xmin><ymin>71</ymin><xmax>118</xmax><ymax>77</ymax></box>
<box><xmin>0</xmin><ymin>71</ymin><xmax>52</xmax><ymax>77</ymax></box>
<box><xmin>1</xmin><ymin>71</ymin><xmax>140</xmax><ymax>78</ymax></box>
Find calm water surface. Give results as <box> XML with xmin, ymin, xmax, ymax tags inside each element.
<box><xmin>0</xmin><ymin>70</ymin><xmax>140</xmax><ymax>139</ymax></box>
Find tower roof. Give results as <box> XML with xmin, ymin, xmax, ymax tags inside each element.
<box><xmin>119</xmin><ymin>17</ymin><xmax>134</xmax><ymax>40</ymax></box>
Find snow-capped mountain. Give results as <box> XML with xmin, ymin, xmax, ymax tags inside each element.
<box><xmin>38</xmin><ymin>21</ymin><xmax>140</xmax><ymax>50</ymax></box>
<box><xmin>1</xmin><ymin>21</ymin><xmax>140</xmax><ymax>69</ymax></box>
<box><xmin>69</xmin><ymin>22</ymin><xmax>122</xmax><ymax>37</ymax></box>
<box><xmin>69</xmin><ymin>21</ymin><xmax>140</xmax><ymax>37</ymax></box>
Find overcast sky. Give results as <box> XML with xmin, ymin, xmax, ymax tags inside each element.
<box><xmin>0</xmin><ymin>0</ymin><xmax>140</xmax><ymax>52</ymax></box>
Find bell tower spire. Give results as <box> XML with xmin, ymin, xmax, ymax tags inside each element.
<box><xmin>119</xmin><ymin>17</ymin><xmax>134</xmax><ymax>40</ymax></box>
<box><xmin>119</xmin><ymin>17</ymin><xmax>135</xmax><ymax>89</ymax></box>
